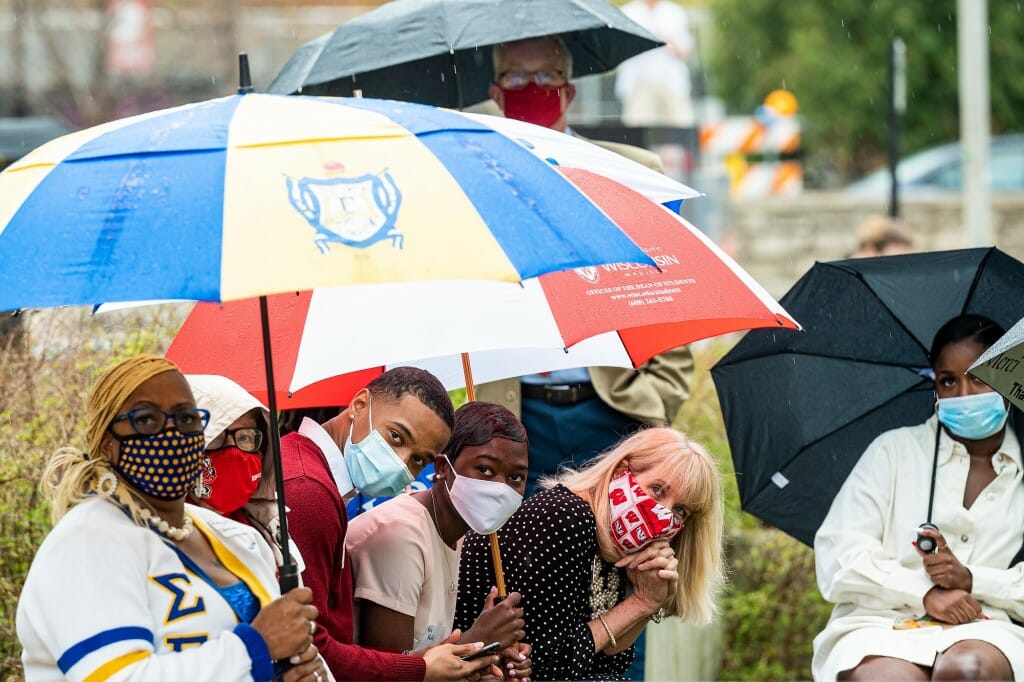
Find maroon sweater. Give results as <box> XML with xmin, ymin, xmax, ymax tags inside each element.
<box><xmin>280</xmin><ymin>432</ymin><xmax>426</xmax><ymax>681</ymax></box>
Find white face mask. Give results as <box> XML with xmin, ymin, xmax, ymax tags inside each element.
<box><xmin>442</xmin><ymin>454</ymin><xmax>523</xmax><ymax>535</ymax></box>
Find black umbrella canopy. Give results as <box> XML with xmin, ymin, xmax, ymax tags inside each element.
<box><xmin>711</xmin><ymin>247</ymin><xmax>1024</xmax><ymax>546</ymax></box>
<box><xmin>268</xmin><ymin>0</ymin><xmax>661</xmax><ymax>108</ymax></box>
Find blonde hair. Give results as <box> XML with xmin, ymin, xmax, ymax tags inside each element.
<box><xmin>492</xmin><ymin>35</ymin><xmax>574</xmax><ymax>81</ymax></box>
<box><xmin>540</xmin><ymin>427</ymin><xmax>725</xmax><ymax>624</ymax></box>
<box><xmin>42</xmin><ymin>354</ymin><xmax>182</xmax><ymax>524</ymax></box>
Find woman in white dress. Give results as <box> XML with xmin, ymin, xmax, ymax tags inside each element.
<box><xmin>814</xmin><ymin>314</ymin><xmax>1024</xmax><ymax>680</ymax></box>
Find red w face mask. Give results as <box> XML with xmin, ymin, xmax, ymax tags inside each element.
<box><xmin>195</xmin><ymin>446</ymin><xmax>262</xmax><ymax>514</ymax></box>
<box><xmin>500</xmin><ymin>82</ymin><xmax>567</xmax><ymax>128</ymax></box>
<box><xmin>609</xmin><ymin>468</ymin><xmax>683</xmax><ymax>554</ymax></box>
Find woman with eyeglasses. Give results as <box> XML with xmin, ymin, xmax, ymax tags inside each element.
<box><xmin>186</xmin><ymin>374</ymin><xmax>298</xmax><ymax>569</ymax></box>
<box><xmin>17</xmin><ymin>355</ymin><xmax>325</xmax><ymax>682</ymax></box>
<box><xmin>454</xmin><ymin>427</ymin><xmax>724</xmax><ymax>681</ymax></box>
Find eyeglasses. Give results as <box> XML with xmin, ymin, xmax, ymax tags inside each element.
<box><xmin>496</xmin><ymin>69</ymin><xmax>567</xmax><ymax>90</ymax></box>
<box><xmin>207</xmin><ymin>427</ymin><xmax>264</xmax><ymax>454</ymax></box>
<box><xmin>111</xmin><ymin>407</ymin><xmax>210</xmax><ymax>436</ymax></box>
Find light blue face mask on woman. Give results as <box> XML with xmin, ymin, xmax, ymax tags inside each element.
<box><xmin>343</xmin><ymin>396</ymin><xmax>415</xmax><ymax>498</ymax></box>
<box><xmin>937</xmin><ymin>392</ymin><xmax>1009</xmax><ymax>440</ymax></box>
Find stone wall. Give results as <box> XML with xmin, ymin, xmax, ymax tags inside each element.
<box><xmin>728</xmin><ymin>193</ymin><xmax>1024</xmax><ymax>299</ymax></box>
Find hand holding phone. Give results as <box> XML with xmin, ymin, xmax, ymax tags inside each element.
<box><xmin>460</xmin><ymin>641</ymin><xmax>501</xmax><ymax>661</ymax></box>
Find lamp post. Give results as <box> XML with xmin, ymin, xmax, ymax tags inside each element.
<box><xmin>958</xmin><ymin>0</ymin><xmax>992</xmax><ymax>247</ymax></box>
<box><xmin>887</xmin><ymin>37</ymin><xmax>906</xmax><ymax>218</ymax></box>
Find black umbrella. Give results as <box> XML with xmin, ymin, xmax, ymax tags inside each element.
<box><xmin>711</xmin><ymin>247</ymin><xmax>1024</xmax><ymax>546</ymax></box>
<box><xmin>267</xmin><ymin>0</ymin><xmax>661</xmax><ymax>108</ymax></box>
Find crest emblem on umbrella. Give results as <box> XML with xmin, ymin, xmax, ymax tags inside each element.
<box><xmin>286</xmin><ymin>166</ymin><xmax>403</xmax><ymax>253</ymax></box>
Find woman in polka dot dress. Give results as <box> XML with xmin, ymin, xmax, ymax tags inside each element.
<box><xmin>455</xmin><ymin>427</ymin><xmax>724</xmax><ymax>680</ymax></box>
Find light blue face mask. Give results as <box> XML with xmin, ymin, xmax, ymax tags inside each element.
<box><xmin>343</xmin><ymin>395</ymin><xmax>415</xmax><ymax>498</ymax></box>
<box><xmin>937</xmin><ymin>392</ymin><xmax>1009</xmax><ymax>441</ymax></box>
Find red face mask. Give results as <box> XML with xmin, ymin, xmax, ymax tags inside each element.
<box><xmin>609</xmin><ymin>469</ymin><xmax>683</xmax><ymax>554</ymax></box>
<box><xmin>500</xmin><ymin>82</ymin><xmax>567</xmax><ymax>128</ymax></box>
<box><xmin>195</xmin><ymin>447</ymin><xmax>262</xmax><ymax>514</ymax></box>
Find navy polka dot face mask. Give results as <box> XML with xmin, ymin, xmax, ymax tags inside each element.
<box><xmin>114</xmin><ymin>430</ymin><xmax>206</xmax><ymax>500</ymax></box>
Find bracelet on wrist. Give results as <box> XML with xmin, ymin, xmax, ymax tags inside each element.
<box><xmin>597</xmin><ymin>613</ymin><xmax>617</xmax><ymax>648</ymax></box>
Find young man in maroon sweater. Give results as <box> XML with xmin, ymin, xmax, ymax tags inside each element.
<box><xmin>279</xmin><ymin>368</ymin><xmax>498</xmax><ymax>680</ymax></box>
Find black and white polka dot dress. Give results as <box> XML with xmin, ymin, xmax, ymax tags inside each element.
<box><xmin>455</xmin><ymin>485</ymin><xmax>632</xmax><ymax>681</ymax></box>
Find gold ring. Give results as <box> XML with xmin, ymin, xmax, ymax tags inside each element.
<box><xmin>938</xmin><ymin>542</ymin><xmax>948</xmax><ymax>550</ymax></box>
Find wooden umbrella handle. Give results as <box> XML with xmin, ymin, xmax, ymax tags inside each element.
<box><xmin>462</xmin><ymin>353</ymin><xmax>502</xmax><ymax>593</ymax></box>
<box><xmin>461</xmin><ymin>352</ymin><xmax>477</xmax><ymax>402</ymax></box>
<box><xmin>489</xmin><ymin>531</ymin><xmax>507</xmax><ymax>598</ymax></box>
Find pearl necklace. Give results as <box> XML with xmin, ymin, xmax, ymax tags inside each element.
<box><xmin>589</xmin><ymin>554</ymin><xmax>620</xmax><ymax>618</ymax></box>
<box><xmin>429</xmin><ymin>492</ymin><xmax>458</xmax><ymax>594</ymax></box>
<box><xmin>138</xmin><ymin>507</ymin><xmax>194</xmax><ymax>541</ymax></box>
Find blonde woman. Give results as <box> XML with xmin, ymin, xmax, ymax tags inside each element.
<box><xmin>17</xmin><ymin>355</ymin><xmax>324</xmax><ymax>682</ymax></box>
<box><xmin>454</xmin><ymin>427</ymin><xmax>724</xmax><ymax>681</ymax></box>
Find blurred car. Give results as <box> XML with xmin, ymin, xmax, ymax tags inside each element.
<box><xmin>844</xmin><ymin>134</ymin><xmax>1024</xmax><ymax>196</ymax></box>
<box><xmin>0</xmin><ymin>116</ymin><xmax>70</xmax><ymax>169</ymax></box>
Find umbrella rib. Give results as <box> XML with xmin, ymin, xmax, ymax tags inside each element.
<box><xmin>568</xmin><ymin>29</ymin><xmax>612</xmax><ymax>72</ymax></box>
<box><xmin>824</xmin><ymin>261</ymin><xmax>931</xmax><ymax>358</ymax></box>
<box><xmin>960</xmin><ymin>248</ymin><xmax>993</xmax><ymax>318</ymax></box>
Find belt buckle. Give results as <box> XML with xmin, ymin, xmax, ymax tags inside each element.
<box><xmin>546</xmin><ymin>384</ymin><xmax>577</xmax><ymax>405</ymax></box>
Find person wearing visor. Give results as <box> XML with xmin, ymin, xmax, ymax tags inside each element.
<box><xmin>349</xmin><ymin>402</ymin><xmax>533</xmax><ymax>679</ymax></box>
<box><xmin>814</xmin><ymin>314</ymin><xmax>1024</xmax><ymax>680</ymax></box>
<box><xmin>455</xmin><ymin>427</ymin><xmax>724</xmax><ymax>681</ymax></box>
<box><xmin>278</xmin><ymin>367</ymin><xmax>498</xmax><ymax>681</ymax></box>
<box><xmin>17</xmin><ymin>355</ymin><xmax>323</xmax><ymax>681</ymax></box>
<box><xmin>188</xmin><ymin>374</ymin><xmax>310</xmax><ymax>573</ymax></box>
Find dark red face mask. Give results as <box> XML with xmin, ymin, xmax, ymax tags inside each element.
<box><xmin>500</xmin><ymin>82</ymin><xmax>568</xmax><ymax>128</ymax></box>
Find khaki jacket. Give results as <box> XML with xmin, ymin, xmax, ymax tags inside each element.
<box><xmin>476</xmin><ymin>137</ymin><xmax>694</xmax><ymax>427</ymax></box>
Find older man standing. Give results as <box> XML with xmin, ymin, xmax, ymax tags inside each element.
<box><xmin>479</xmin><ymin>36</ymin><xmax>694</xmax><ymax>681</ymax></box>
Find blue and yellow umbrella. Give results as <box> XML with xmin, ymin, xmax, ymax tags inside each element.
<box><xmin>0</xmin><ymin>93</ymin><xmax>703</xmax><ymax>310</ymax></box>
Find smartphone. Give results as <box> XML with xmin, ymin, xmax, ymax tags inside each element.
<box><xmin>460</xmin><ymin>641</ymin><xmax>501</xmax><ymax>661</ymax></box>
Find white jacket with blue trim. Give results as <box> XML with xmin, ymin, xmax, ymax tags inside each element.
<box><xmin>17</xmin><ymin>498</ymin><xmax>280</xmax><ymax>681</ymax></box>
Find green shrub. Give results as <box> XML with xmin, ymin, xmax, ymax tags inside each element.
<box><xmin>718</xmin><ymin>529</ymin><xmax>832</xmax><ymax>681</ymax></box>
<box><xmin>680</xmin><ymin>339</ymin><xmax>831</xmax><ymax>681</ymax></box>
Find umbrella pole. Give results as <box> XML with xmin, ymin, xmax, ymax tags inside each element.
<box><xmin>460</xmin><ymin>352</ymin><xmax>477</xmax><ymax>402</ymax></box>
<box><xmin>260</xmin><ymin>295</ymin><xmax>300</xmax><ymax>593</ymax></box>
<box><xmin>489</xmin><ymin>533</ymin><xmax>507</xmax><ymax>598</ymax></box>
<box><xmin>450</xmin><ymin>51</ymin><xmax>464</xmax><ymax>110</ymax></box>
<box><xmin>459</xmin><ymin>351</ymin><xmax>508</xmax><ymax>598</ymax></box>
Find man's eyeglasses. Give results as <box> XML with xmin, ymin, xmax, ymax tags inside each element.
<box><xmin>496</xmin><ymin>70</ymin><xmax>567</xmax><ymax>90</ymax></box>
<box><xmin>207</xmin><ymin>427</ymin><xmax>264</xmax><ymax>454</ymax></box>
<box><xmin>111</xmin><ymin>407</ymin><xmax>210</xmax><ymax>437</ymax></box>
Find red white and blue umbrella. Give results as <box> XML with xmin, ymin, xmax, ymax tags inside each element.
<box><xmin>167</xmin><ymin>169</ymin><xmax>797</xmax><ymax>408</ymax></box>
